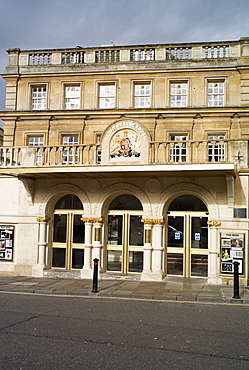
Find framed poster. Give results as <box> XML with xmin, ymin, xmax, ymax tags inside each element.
<box><xmin>0</xmin><ymin>226</ymin><xmax>14</xmax><ymax>261</ymax></box>
<box><xmin>220</xmin><ymin>233</ymin><xmax>244</xmax><ymax>275</ymax></box>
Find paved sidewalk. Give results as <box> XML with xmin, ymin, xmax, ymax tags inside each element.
<box><xmin>0</xmin><ymin>275</ymin><xmax>248</xmax><ymax>304</ymax></box>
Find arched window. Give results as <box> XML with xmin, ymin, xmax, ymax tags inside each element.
<box><xmin>52</xmin><ymin>194</ymin><xmax>84</xmax><ymax>270</ymax></box>
<box><xmin>107</xmin><ymin>194</ymin><xmax>143</xmax><ymax>274</ymax></box>
<box><xmin>109</xmin><ymin>195</ymin><xmax>142</xmax><ymax>210</ymax></box>
<box><xmin>169</xmin><ymin>195</ymin><xmax>207</xmax><ymax>212</ymax></box>
<box><xmin>55</xmin><ymin>194</ymin><xmax>83</xmax><ymax>210</ymax></box>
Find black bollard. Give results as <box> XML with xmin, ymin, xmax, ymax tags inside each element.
<box><xmin>233</xmin><ymin>261</ymin><xmax>240</xmax><ymax>299</ymax></box>
<box><xmin>91</xmin><ymin>258</ymin><xmax>99</xmax><ymax>293</ymax></box>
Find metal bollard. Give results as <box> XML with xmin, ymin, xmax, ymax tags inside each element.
<box><xmin>233</xmin><ymin>261</ymin><xmax>240</xmax><ymax>299</ymax></box>
<box><xmin>91</xmin><ymin>258</ymin><xmax>99</xmax><ymax>293</ymax></box>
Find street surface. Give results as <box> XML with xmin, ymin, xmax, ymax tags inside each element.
<box><xmin>0</xmin><ymin>292</ymin><xmax>248</xmax><ymax>369</ymax></box>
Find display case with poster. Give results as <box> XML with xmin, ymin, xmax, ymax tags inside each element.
<box><xmin>220</xmin><ymin>233</ymin><xmax>244</xmax><ymax>275</ymax></box>
<box><xmin>0</xmin><ymin>226</ymin><xmax>14</xmax><ymax>261</ymax></box>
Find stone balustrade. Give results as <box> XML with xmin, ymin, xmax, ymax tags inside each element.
<box><xmin>0</xmin><ymin>139</ymin><xmax>247</xmax><ymax>168</ymax></box>
<box><xmin>0</xmin><ymin>144</ymin><xmax>99</xmax><ymax>167</ymax></box>
<box><xmin>149</xmin><ymin>139</ymin><xmax>247</xmax><ymax>166</ymax></box>
<box><xmin>7</xmin><ymin>38</ymin><xmax>248</xmax><ymax>70</ymax></box>
<box><xmin>61</xmin><ymin>51</ymin><xmax>85</xmax><ymax>64</ymax></box>
<box><xmin>28</xmin><ymin>52</ymin><xmax>52</xmax><ymax>65</ymax></box>
<box><xmin>202</xmin><ymin>45</ymin><xmax>228</xmax><ymax>59</ymax></box>
<box><xmin>130</xmin><ymin>48</ymin><xmax>155</xmax><ymax>61</ymax></box>
<box><xmin>165</xmin><ymin>46</ymin><xmax>192</xmax><ymax>60</ymax></box>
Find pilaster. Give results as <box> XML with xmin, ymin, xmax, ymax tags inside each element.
<box><xmin>207</xmin><ymin>220</ymin><xmax>222</xmax><ymax>284</ymax></box>
<box><xmin>141</xmin><ymin>219</ymin><xmax>153</xmax><ymax>280</ymax></box>
<box><xmin>81</xmin><ymin>217</ymin><xmax>93</xmax><ymax>278</ymax></box>
<box><xmin>33</xmin><ymin>216</ymin><xmax>49</xmax><ymax>277</ymax></box>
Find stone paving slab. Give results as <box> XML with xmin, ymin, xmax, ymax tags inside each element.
<box><xmin>152</xmin><ymin>294</ymin><xmax>178</xmax><ymax>301</ymax></box>
<box><xmin>0</xmin><ymin>276</ymin><xmax>248</xmax><ymax>304</ymax></box>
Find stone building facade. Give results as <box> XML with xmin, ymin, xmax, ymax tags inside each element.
<box><xmin>0</xmin><ymin>38</ymin><xmax>249</xmax><ymax>284</ymax></box>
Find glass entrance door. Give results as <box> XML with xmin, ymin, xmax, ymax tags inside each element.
<box><xmin>107</xmin><ymin>211</ymin><xmax>144</xmax><ymax>274</ymax></box>
<box><xmin>52</xmin><ymin>210</ymin><xmax>85</xmax><ymax>269</ymax></box>
<box><xmin>167</xmin><ymin>213</ymin><xmax>208</xmax><ymax>277</ymax></box>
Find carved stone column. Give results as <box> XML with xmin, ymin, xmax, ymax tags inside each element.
<box><xmin>152</xmin><ymin>219</ymin><xmax>165</xmax><ymax>280</ymax></box>
<box><xmin>81</xmin><ymin>218</ymin><xmax>94</xmax><ymax>278</ymax></box>
<box><xmin>207</xmin><ymin>220</ymin><xmax>222</xmax><ymax>284</ymax></box>
<box><xmin>32</xmin><ymin>216</ymin><xmax>50</xmax><ymax>277</ymax></box>
<box><xmin>92</xmin><ymin>218</ymin><xmax>104</xmax><ymax>272</ymax></box>
<box><xmin>141</xmin><ymin>219</ymin><xmax>153</xmax><ymax>280</ymax></box>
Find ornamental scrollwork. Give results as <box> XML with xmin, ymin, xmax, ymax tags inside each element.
<box><xmin>81</xmin><ymin>217</ymin><xmax>105</xmax><ymax>223</ymax></box>
<box><xmin>207</xmin><ymin>220</ymin><xmax>221</xmax><ymax>227</ymax></box>
<box><xmin>36</xmin><ymin>216</ymin><xmax>50</xmax><ymax>223</ymax></box>
<box><xmin>141</xmin><ymin>218</ymin><xmax>165</xmax><ymax>225</ymax></box>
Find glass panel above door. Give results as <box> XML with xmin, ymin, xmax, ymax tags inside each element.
<box><xmin>109</xmin><ymin>195</ymin><xmax>142</xmax><ymax>210</ymax></box>
<box><xmin>55</xmin><ymin>195</ymin><xmax>83</xmax><ymax>210</ymax></box>
<box><xmin>169</xmin><ymin>195</ymin><xmax>208</xmax><ymax>212</ymax></box>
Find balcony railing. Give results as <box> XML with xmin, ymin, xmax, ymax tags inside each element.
<box><xmin>149</xmin><ymin>139</ymin><xmax>247</xmax><ymax>166</ymax></box>
<box><xmin>0</xmin><ymin>140</ymin><xmax>247</xmax><ymax>169</ymax></box>
<box><xmin>0</xmin><ymin>144</ymin><xmax>99</xmax><ymax>167</ymax></box>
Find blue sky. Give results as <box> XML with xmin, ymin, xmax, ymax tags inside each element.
<box><xmin>0</xmin><ymin>0</ymin><xmax>249</xmax><ymax>111</ymax></box>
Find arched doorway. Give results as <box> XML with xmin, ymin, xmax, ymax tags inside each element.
<box><xmin>51</xmin><ymin>194</ymin><xmax>85</xmax><ymax>270</ymax></box>
<box><xmin>107</xmin><ymin>195</ymin><xmax>144</xmax><ymax>274</ymax></box>
<box><xmin>167</xmin><ymin>195</ymin><xmax>208</xmax><ymax>277</ymax></box>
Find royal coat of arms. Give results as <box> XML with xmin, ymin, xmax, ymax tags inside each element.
<box><xmin>110</xmin><ymin>129</ymin><xmax>141</xmax><ymax>158</ymax></box>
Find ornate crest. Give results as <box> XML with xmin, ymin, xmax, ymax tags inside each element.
<box><xmin>110</xmin><ymin>129</ymin><xmax>141</xmax><ymax>158</ymax></box>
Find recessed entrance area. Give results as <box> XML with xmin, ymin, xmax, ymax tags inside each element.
<box><xmin>107</xmin><ymin>195</ymin><xmax>144</xmax><ymax>274</ymax></box>
<box><xmin>167</xmin><ymin>195</ymin><xmax>208</xmax><ymax>277</ymax></box>
<box><xmin>52</xmin><ymin>195</ymin><xmax>85</xmax><ymax>270</ymax></box>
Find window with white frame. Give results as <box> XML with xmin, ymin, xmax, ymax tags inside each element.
<box><xmin>208</xmin><ymin>135</ymin><xmax>225</xmax><ymax>162</ymax></box>
<box><xmin>170</xmin><ymin>135</ymin><xmax>188</xmax><ymax>162</ymax></box>
<box><xmin>207</xmin><ymin>81</ymin><xmax>224</xmax><ymax>106</ymax></box>
<box><xmin>99</xmin><ymin>84</ymin><xmax>115</xmax><ymax>109</ymax></box>
<box><xmin>28</xmin><ymin>136</ymin><xmax>44</xmax><ymax>165</ymax></box>
<box><xmin>62</xmin><ymin>135</ymin><xmax>79</xmax><ymax>164</ymax></box>
<box><xmin>65</xmin><ymin>85</ymin><xmax>80</xmax><ymax>109</ymax></box>
<box><xmin>134</xmin><ymin>83</ymin><xmax>151</xmax><ymax>108</ymax></box>
<box><xmin>170</xmin><ymin>82</ymin><xmax>187</xmax><ymax>107</ymax></box>
<box><xmin>31</xmin><ymin>86</ymin><xmax>47</xmax><ymax>110</ymax></box>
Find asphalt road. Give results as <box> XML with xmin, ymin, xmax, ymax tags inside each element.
<box><xmin>0</xmin><ymin>292</ymin><xmax>248</xmax><ymax>369</ymax></box>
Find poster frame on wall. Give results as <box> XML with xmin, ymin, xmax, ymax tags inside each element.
<box><xmin>220</xmin><ymin>233</ymin><xmax>244</xmax><ymax>275</ymax></box>
<box><xmin>0</xmin><ymin>225</ymin><xmax>14</xmax><ymax>262</ymax></box>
